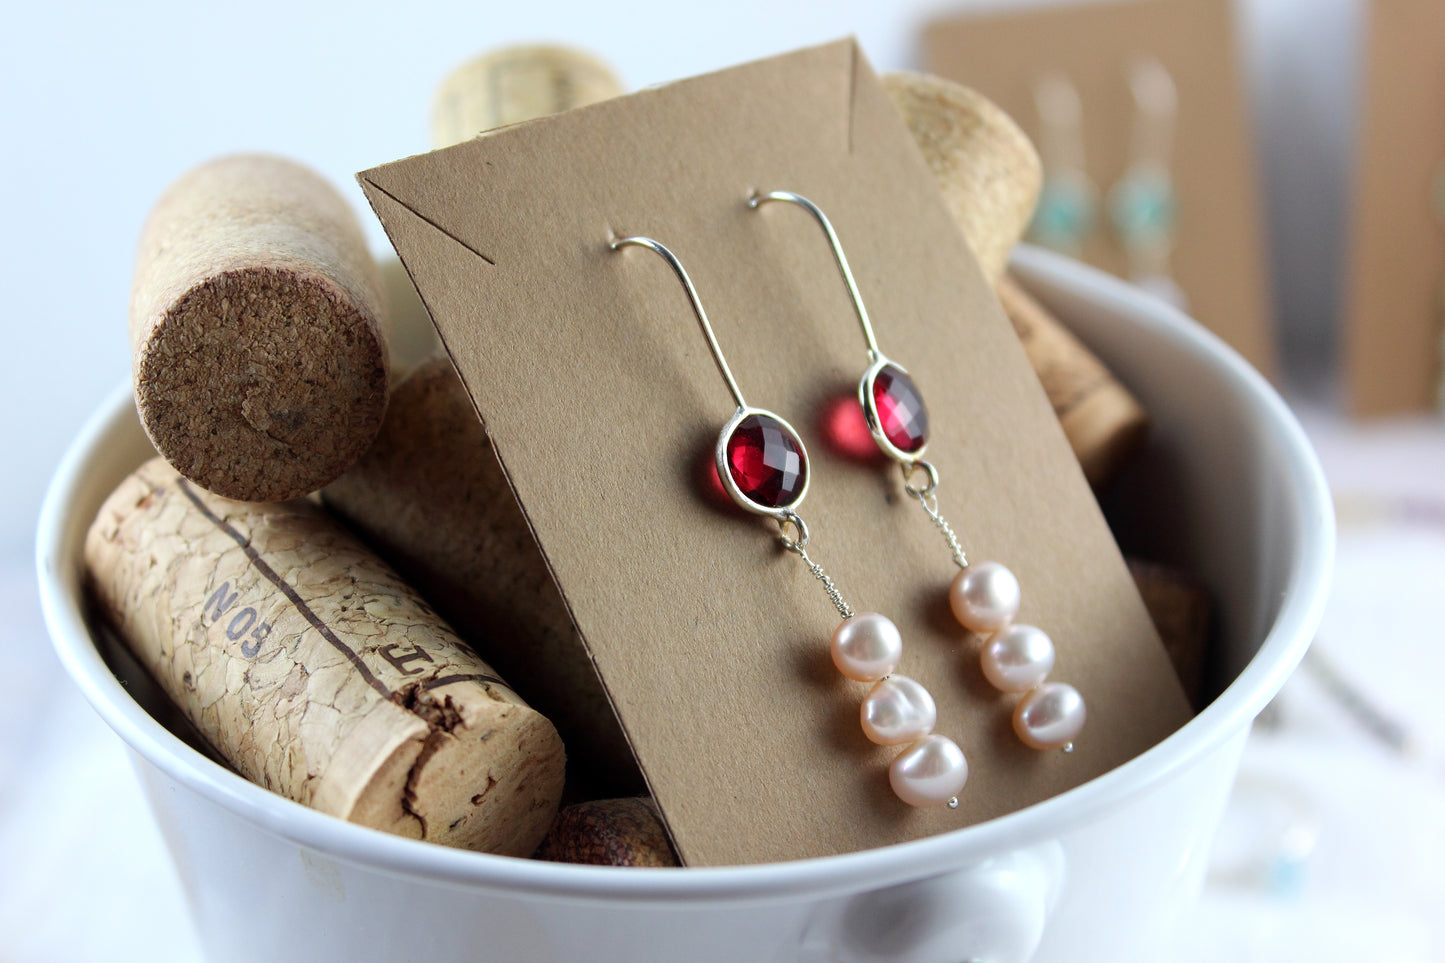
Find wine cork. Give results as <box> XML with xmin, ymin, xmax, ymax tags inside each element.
<box><xmin>323</xmin><ymin>358</ymin><xmax>640</xmax><ymax>795</ymax></box>
<box><xmin>431</xmin><ymin>45</ymin><xmax>624</xmax><ymax>150</ymax></box>
<box><xmin>130</xmin><ymin>154</ymin><xmax>388</xmax><ymax>503</ymax></box>
<box><xmin>85</xmin><ymin>457</ymin><xmax>565</xmax><ymax>856</ymax></box>
<box><xmin>996</xmin><ymin>274</ymin><xmax>1150</xmax><ymax>485</ymax></box>
<box><xmin>534</xmin><ymin>798</ymin><xmax>678</xmax><ymax>867</ymax></box>
<box><xmin>1128</xmin><ymin>558</ymin><xmax>1212</xmax><ymax>709</ymax></box>
<box><xmin>882</xmin><ymin>71</ymin><xmax>1041</xmax><ymax>283</ymax></box>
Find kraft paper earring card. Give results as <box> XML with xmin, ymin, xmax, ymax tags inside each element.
<box><xmin>360</xmin><ymin>39</ymin><xmax>1190</xmax><ymax>866</ymax></box>
<box><xmin>924</xmin><ymin>0</ymin><xmax>1276</xmax><ymax>378</ymax></box>
<box><xmin>1344</xmin><ymin>0</ymin><xmax>1445</xmax><ymax>415</ymax></box>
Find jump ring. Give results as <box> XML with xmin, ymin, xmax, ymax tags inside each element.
<box><xmin>901</xmin><ymin>460</ymin><xmax>940</xmax><ymax>497</ymax></box>
<box><xmin>777</xmin><ymin>510</ymin><xmax>810</xmax><ymax>551</ymax></box>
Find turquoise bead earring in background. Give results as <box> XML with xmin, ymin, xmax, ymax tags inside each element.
<box><xmin>1027</xmin><ymin>72</ymin><xmax>1098</xmax><ymax>258</ymax></box>
<box><xmin>1109</xmin><ymin>55</ymin><xmax>1185</xmax><ymax>310</ymax></box>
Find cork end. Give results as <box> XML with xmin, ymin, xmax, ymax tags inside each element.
<box><xmin>534</xmin><ymin>797</ymin><xmax>679</xmax><ymax>867</ymax></box>
<box><xmin>349</xmin><ymin>688</ymin><xmax>566</xmax><ymax>856</ymax></box>
<box><xmin>431</xmin><ymin>45</ymin><xmax>624</xmax><ymax>149</ymax></box>
<box><xmin>135</xmin><ymin>265</ymin><xmax>389</xmax><ymax>502</ymax></box>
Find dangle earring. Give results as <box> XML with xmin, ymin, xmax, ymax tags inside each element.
<box><xmin>609</xmin><ymin>234</ymin><xmax>968</xmax><ymax>808</ymax></box>
<box><xmin>747</xmin><ymin>192</ymin><xmax>1086</xmax><ymax>753</ymax></box>
<box><xmin>1109</xmin><ymin>56</ymin><xmax>1185</xmax><ymax>309</ymax></box>
<box><xmin>1027</xmin><ymin>71</ymin><xmax>1098</xmax><ymax>257</ymax></box>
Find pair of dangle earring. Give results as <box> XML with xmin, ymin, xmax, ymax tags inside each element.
<box><xmin>610</xmin><ymin>234</ymin><xmax>969</xmax><ymax>809</ymax></box>
<box><xmin>748</xmin><ymin>190</ymin><xmax>1087</xmax><ymax>754</ymax></box>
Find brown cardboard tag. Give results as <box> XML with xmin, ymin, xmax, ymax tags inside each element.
<box><xmin>359</xmin><ymin>39</ymin><xmax>1190</xmax><ymax>867</ymax></box>
<box><xmin>923</xmin><ymin>0</ymin><xmax>1276</xmax><ymax>378</ymax></box>
<box><xmin>1344</xmin><ymin>0</ymin><xmax>1445</xmax><ymax>415</ymax></box>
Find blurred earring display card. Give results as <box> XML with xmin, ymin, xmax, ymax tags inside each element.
<box><xmin>1344</xmin><ymin>0</ymin><xmax>1445</xmax><ymax>416</ymax></box>
<box><xmin>924</xmin><ymin>0</ymin><xmax>1275</xmax><ymax>377</ymax></box>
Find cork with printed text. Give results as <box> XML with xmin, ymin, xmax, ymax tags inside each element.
<box><xmin>84</xmin><ymin>457</ymin><xmax>564</xmax><ymax>855</ymax></box>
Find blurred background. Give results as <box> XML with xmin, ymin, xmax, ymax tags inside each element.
<box><xmin>3</xmin><ymin>0</ymin><xmax>1442</xmax><ymax>959</ymax></box>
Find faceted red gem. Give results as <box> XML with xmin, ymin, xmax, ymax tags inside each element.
<box><xmin>872</xmin><ymin>365</ymin><xmax>929</xmax><ymax>454</ymax></box>
<box><xmin>725</xmin><ymin>414</ymin><xmax>807</xmax><ymax>508</ymax></box>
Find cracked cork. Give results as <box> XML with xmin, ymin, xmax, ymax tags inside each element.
<box><xmin>85</xmin><ymin>457</ymin><xmax>565</xmax><ymax>856</ymax></box>
<box><xmin>323</xmin><ymin>358</ymin><xmax>642</xmax><ymax>799</ymax></box>
<box><xmin>130</xmin><ymin>154</ymin><xmax>390</xmax><ymax>503</ymax></box>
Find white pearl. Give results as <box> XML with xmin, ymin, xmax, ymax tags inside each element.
<box><xmin>980</xmin><ymin>624</ymin><xmax>1055</xmax><ymax>693</ymax></box>
<box><xmin>860</xmin><ymin>675</ymin><xmax>937</xmax><ymax>745</ymax></box>
<box><xmin>949</xmin><ymin>561</ymin><xmax>1021</xmax><ymax>633</ymax></box>
<box><xmin>889</xmin><ymin>734</ymin><xmax>968</xmax><ymax>807</ymax></box>
<box><xmin>1013</xmin><ymin>682</ymin><xmax>1086</xmax><ymax>750</ymax></box>
<box><xmin>830</xmin><ymin>612</ymin><xmax>903</xmax><ymax>682</ymax></box>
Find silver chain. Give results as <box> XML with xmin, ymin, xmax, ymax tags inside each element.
<box><xmin>778</xmin><ymin>512</ymin><xmax>854</xmax><ymax>621</ymax></box>
<box><xmin>902</xmin><ymin>461</ymin><xmax>969</xmax><ymax>570</ymax></box>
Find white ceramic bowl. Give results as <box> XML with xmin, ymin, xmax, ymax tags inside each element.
<box><xmin>37</xmin><ymin>247</ymin><xmax>1333</xmax><ymax>963</ymax></box>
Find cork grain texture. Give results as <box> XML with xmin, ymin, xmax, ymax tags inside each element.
<box><xmin>130</xmin><ymin>155</ymin><xmax>389</xmax><ymax>502</ymax></box>
<box><xmin>534</xmin><ymin>798</ymin><xmax>678</xmax><ymax>866</ymax></box>
<box><xmin>323</xmin><ymin>357</ymin><xmax>641</xmax><ymax>795</ymax></box>
<box><xmin>85</xmin><ymin>457</ymin><xmax>564</xmax><ymax>855</ymax></box>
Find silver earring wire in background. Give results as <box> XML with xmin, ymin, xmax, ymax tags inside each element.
<box><xmin>1109</xmin><ymin>55</ymin><xmax>1186</xmax><ymax>309</ymax></box>
<box><xmin>1028</xmin><ymin>72</ymin><xmax>1099</xmax><ymax>258</ymax></box>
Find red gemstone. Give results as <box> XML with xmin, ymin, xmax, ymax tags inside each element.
<box><xmin>725</xmin><ymin>414</ymin><xmax>807</xmax><ymax>509</ymax></box>
<box><xmin>872</xmin><ymin>365</ymin><xmax>929</xmax><ymax>454</ymax></box>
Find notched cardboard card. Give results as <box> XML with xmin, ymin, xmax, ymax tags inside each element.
<box><xmin>924</xmin><ymin>0</ymin><xmax>1276</xmax><ymax>378</ymax></box>
<box><xmin>360</xmin><ymin>39</ymin><xmax>1190</xmax><ymax>867</ymax></box>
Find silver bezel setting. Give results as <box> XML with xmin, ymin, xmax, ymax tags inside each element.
<box><xmin>714</xmin><ymin>405</ymin><xmax>811</xmax><ymax>518</ymax></box>
<box><xmin>859</xmin><ymin>355</ymin><xmax>929</xmax><ymax>464</ymax></box>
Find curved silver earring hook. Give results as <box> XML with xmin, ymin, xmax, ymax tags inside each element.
<box><xmin>748</xmin><ymin>191</ymin><xmax>881</xmax><ymax>361</ymax></box>
<box><xmin>610</xmin><ymin>235</ymin><xmax>747</xmax><ymax>411</ymax></box>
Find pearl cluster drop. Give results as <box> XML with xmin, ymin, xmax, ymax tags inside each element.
<box><xmin>830</xmin><ymin>612</ymin><xmax>968</xmax><ymax>807</ymax></box>
<box><xmin>949</xmin><ymin>561</ymin><xmax>1086</xmax><ymax>751</ymax></box>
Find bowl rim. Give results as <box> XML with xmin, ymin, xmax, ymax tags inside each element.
<box><xmin>36</xmin><ymin>247</ymin><xmax>1334</xmax><ymax>903</ymax></box>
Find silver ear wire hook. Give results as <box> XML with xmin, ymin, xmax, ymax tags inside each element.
<box><xmin>611</xmin><ymin>233</ymin><xmax>811</xmax><ymax>521</ymax></box>
<box><xmin>610</xmin><ymin>235</ymin><xmax>748</xmax><ymax>411</ymax></box>
<box><xmin>748</xmin><ymin>191</ymin><xmax>882</xmax><ymax>362</ymax></box>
